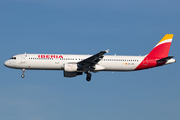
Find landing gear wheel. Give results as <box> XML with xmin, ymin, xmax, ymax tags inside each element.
<box><xmin>86</xmin><ymin>73</ymin><xmax>92</xmax><ymax>82</ymax></box>
<box><xmin>86</xmin><ymin>77</ymin><xmax>91</xmax><ymax>81</ymax></box>
<box><xmin>21</xmin><ymin>74</ymin><xmax>25</xmax><ymax>78</ymax></box>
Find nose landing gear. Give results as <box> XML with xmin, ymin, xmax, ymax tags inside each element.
<box><xmin>21</xmin><ymin>69</ymin><xmax>25</xmax><ymax>78</ymax></box>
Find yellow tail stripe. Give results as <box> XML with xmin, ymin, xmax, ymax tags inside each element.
<box><xmin>158</xmin><ymin>34</ymin><xmax>174</xmax><ymax>44</ymax></box>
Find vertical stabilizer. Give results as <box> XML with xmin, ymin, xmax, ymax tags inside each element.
<box><xmin>147</xmin><ymin>34</ymin><xmax>173</xmax><ymax>58</ymax></box>
<box><xmin>135</xmin><ymin>34</ymin><xmax>174</xmax><ymax>70</ymax></box>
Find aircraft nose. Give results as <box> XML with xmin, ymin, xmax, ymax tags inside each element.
<box><xmin>4</xmin><ymin>60</ymin><xmax>9</xmax><ymax>67</ymax></box>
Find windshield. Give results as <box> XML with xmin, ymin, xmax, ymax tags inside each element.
<box><xmin>10</xmin><ymin>57</ymin><xmax>16</xmax><ymax>60</ymax></box>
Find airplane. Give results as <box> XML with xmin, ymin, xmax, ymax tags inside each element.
<box><xmin>4</xmin><ymin>34</ymin><xmax>176</xmax><ymax>81</ymax></box>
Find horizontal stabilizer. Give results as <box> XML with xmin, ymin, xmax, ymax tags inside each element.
<box><xmin>157</xmin><ymin>56</ymin><xmax>174</xmax><ymax>62</ymax></box>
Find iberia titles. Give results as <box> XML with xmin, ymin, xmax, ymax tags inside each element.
<box><xmin>38</xmin><ymin>55</ymin><xmax>63</xmax><ymax>58</ymax></box>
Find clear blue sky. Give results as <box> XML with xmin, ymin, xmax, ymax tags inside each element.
<box><xmin>0</xmin><ymin>0</ymin><xmax>180</xmax><ymax>120</ymax></box>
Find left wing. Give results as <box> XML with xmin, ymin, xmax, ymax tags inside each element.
<box><xmin>77</xmin><ymin>49</ymin><xmax>109</xmax><ymax>71</ymax></box>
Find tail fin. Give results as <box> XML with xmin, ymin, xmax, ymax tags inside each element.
<box><xmin>147</xmin><ymin>34</ymin><xmax>174</xmax><ymax>58</ymax></box>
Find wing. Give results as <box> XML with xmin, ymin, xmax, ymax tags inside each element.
<box><xmin>77</xmin><ymin>49</ymin><xmax>109</xmax><ymax>71</ymax></box>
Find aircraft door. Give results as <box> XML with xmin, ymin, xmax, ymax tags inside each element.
<box><xmin>21</xmin><ymin>54</ymin><xmax>27</xmax><ymax>63</ymax></box>
<box><xmin>55</xmin><ymin>58</ymin><xmax>63</xmax><ymax>69</ymax></box>
<box><xmin>55</xmin><ymin>58</ymin><xmax>60</xmax><ymax>64</ymax></box>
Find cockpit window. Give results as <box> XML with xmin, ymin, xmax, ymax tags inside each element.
<box><xmin>10</xmin><ymin>57</ymin><xmax>16</xmax><ymax>60</ymax></box>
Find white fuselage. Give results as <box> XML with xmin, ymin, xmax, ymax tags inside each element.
<box><xmin>4</xmin><ymin>54</ymin><xmax>145</xmax><ymax>71</ymax></box>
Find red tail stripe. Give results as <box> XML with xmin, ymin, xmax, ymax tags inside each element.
<box><xmin>147</xmin><ymin>42</ymin><xmax>171</xmax><ymax>58</ymax></box>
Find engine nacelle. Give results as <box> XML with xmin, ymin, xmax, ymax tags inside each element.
<box><xmin>64</xmin><ymin>71</ymin><xmax>83</xmax><ymax>77</ymax></box>
<box><xmin>64</xmin><ymin>63</ymin><xmax>77</xmax><ymax>72</ymax></box>
<box><xmin>63</xmin><ymin>63</ymin><xmax>82</xmax><ymax>77</ymax></box>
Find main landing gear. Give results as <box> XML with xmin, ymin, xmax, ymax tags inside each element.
<box><xmin>21</xmin><ymin>69</ymin><xmax>25</xmax><ymax>78</ymax></box>
<box><xmin>85</xmin><ymin>72</ymin><xmax>92</xmax><ymax>82</ymax></box>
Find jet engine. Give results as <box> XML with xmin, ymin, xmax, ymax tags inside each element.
<box><xmin>63</xmin><ymin>63</ymin><xmax>82</xmax><ymax>77</ymax></box>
